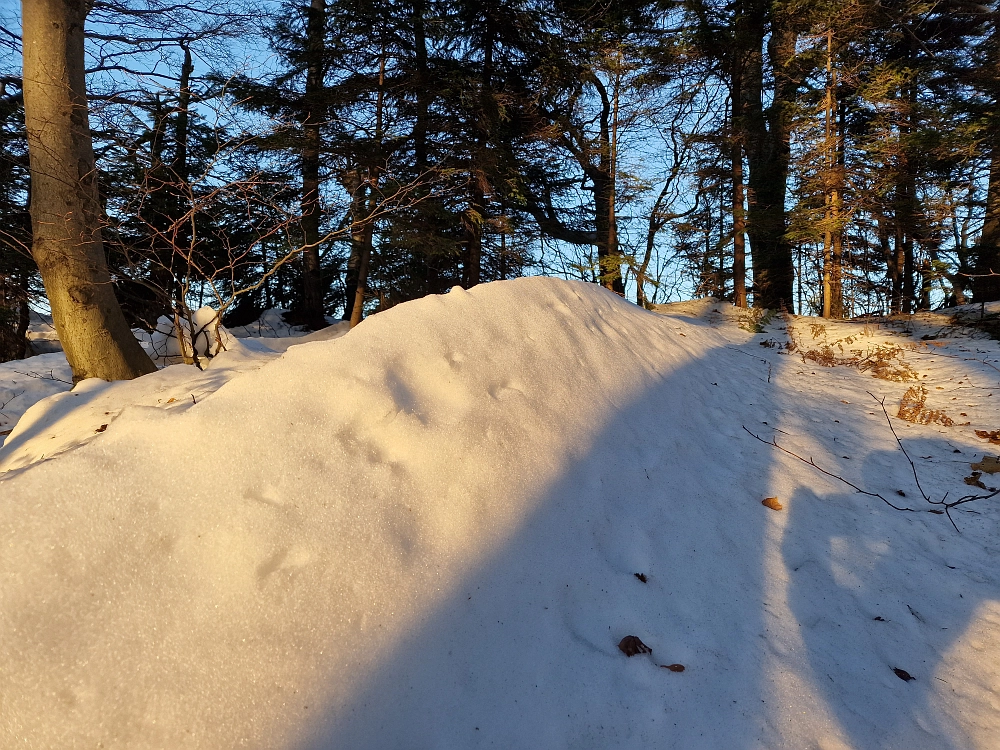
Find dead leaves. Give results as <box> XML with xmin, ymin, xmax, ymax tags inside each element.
<box><xmin>892</xmin><ymin>667</ymin><xmax>915</xmax><ymax>682</ymax></box>
<box><xmin>617</xmin><ymin>636</ymin><xmax>686</xmax><ymax>673</ymax></box>
<box><xmin>965</xmin><ymin>472</ymin><xmax>987</xmax><ymax>490</ymax></box>
<box><xmin>975</xmin><ymin>429</ymin><xmax>1000</xmax><ymax>445</ymax></box>
<box><xmin>897</xmin><ymin>385</ymin><xmax>954</xmax><ymax>426</ymax></box>
<box><xmin>971</xmin><ymin>456</ymin><xmax>1000</xmax><ymax>474</ymax></box>
<box><xmin>762</xmin><ymin>497</ymin><xmax>783</xmax><ymax>511</ymax></box>
<box><xmin>634</xmin><ymin>573</ymin><xmax>648</xmax><ymax>583</ymax></box>
<box><xmin>618</xmin><ymin>636</ymin><xmax>652</xmax><ymax>657</ymax></box>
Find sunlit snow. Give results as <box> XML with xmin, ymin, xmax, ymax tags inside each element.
<box><xmin>1</xmin><ymin>278</ymin><xmax>999</xmax><ymax>749</ymax></box>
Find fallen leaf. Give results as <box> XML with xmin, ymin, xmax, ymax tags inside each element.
<box><xmin>634</xmin><ymin>573</ymin><xmax>648</xmax><ymax>583</ymax></box>
<box><xmin>661</xmin><ymin>664</ymin><xmax>685</xmax><ymax>672</ymax></box>
<box><xmin>893</xmin><ymin>667</ymin><xmax>915</xmax><ymax>682</ymax></box>
<box><xmin>166</xmin><ymin>397</ymin><xmax>176</xmax><ymax>404</ymax></box>
<box><xmin>95</xmin><ymin>424</ymin><xmax>108</xmax><ymax>433</ymax></box>
<box><xmin>873</xmin><ymin>616</ymin><xmax>885</xmax><ymax>621</ymax></box>
<box><xmin>762</xmin><ymin>497</ymin><xmax>783</xmax><ymax>511</ymax></box>
<box><xmin>618</xmin><ymin>636</ymin><xmax>652</xmax><ymax>657</ymax></box>
<box><xmin>975</xmin><ymin>429</ymin><xmax>1000</xmax><ymax>444</ymax></box>
<box><xmin>0</xmin><ymin>429</ymin><xmax>11</xmax><ymax>436</ymax></box>
<box><xmin>971</xmin><ymin>456</ymin><xmax>1000</xmax><ymax>474</ymax></box>
<box><xmin>964</xmin><ymin>472</ymin><xmax>987</xmax><ymax>489</ymax></box>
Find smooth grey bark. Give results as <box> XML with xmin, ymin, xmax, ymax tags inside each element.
<box><xmin>21</xmin><ymin>0</ymin><xmax>156</xmax><ymax>382</ymax></box>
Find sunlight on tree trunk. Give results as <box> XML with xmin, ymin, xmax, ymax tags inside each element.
<box><xmin>21</xmin><ymin>0</ymin><xmax>156</xmax><ymax>382</ymax></box>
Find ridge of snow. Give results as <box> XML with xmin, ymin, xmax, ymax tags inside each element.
<box><xmin>1</xmin><ymin>277</ymin><xmax>999</xmax><ymax>749</ymax></box>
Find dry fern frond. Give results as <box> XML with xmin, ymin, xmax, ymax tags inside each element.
<box><xmin>897</xmin><ymin>385</ymin><xmax>954</xmax><ymax>426</ymax></box>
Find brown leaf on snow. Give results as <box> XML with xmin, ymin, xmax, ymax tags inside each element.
<box><xmin>762</xmin><ymin>497</ymin><xmax>783</xmax><ymax>511</ymax></box>
<box><xmin>661</xmin><ymin>663</ymin><xmax>686</xmax><ymax>672</ymax></box>
<box><xmin>972</xmin><ymin>456</ymin><xmax>1000</xmax><ymax>474</ymax></box>
<box><xmin>634</xmin><ymin>573</ymin><xmax>648</xmax><ymax>583</ymax></box>
<box><xmin>974</xmin><ymin>429</ymin><xmax>1000</xmax><ymax>444</ymax></box>
<box><xmin>964</xmin><ymin>472</ymin><xmax>987</xmax><ymax>489</ymax></box>
<box><xmin>95</xmin><ymin>424</ymin><xmax>108</xmax><ymax>433</ymax></box>
<box><xmin>893</xmin><ymin>667</ymin><xmax>915</xmax><ymax>682</ymax></box>
<box><xmin>618</xmin><ymin>636</ymin><xmax>652</xmax><ymax>657</ymax></box>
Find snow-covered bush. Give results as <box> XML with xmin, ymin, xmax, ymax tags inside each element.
<box><xmin>136</xmin><ymin>306</ymin><xmax>234</xmax><ymax>367</ymax></box>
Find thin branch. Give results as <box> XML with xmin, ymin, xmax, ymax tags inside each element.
<box><xmin>742</xmin><ymin>425</ymin><xmax>918</xmax><ymax>513</ymax></box>
<box><xmin>868</xmin><ymin>391</ymin><xmax>932</xmax><ymax>503</ymax></box>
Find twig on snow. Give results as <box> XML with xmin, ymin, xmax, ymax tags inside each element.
<box><xmin>743</xmin><ymin>391</ymin><xmax>1000</xmax><ymax>532</ymax></box>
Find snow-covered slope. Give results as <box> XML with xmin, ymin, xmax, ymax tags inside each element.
<box><xmin>1</xmin><ymin>278</ymin><xmax>999</xmax><ymax>749</ymax></box>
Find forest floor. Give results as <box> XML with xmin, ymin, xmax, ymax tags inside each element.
<box><xmin>1</xmin><ymin>278</ymin><xmax>1000</xmax><ymax>749</ymax></box>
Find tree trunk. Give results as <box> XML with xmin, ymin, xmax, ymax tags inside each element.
<box><xmin>730</xmin><ymin>12</ymin><xmax>748</xmax><ymax>308</ymax></box>
<box><xmin>590</xmin><ymin>74</ymin><xmax>624</xmax><ymax>296</ymax></box>
<box><xmin>349</xmin><ymin>48</ymin><xmax>386</xmax><ymax>326</ymax></box>
<box><xmin>974</xmin><ymin>136</ymin><xmax>1000</xmax><ymax>301</ymax></box>
<box><xmin>895</xmin><ymin>175</ymin><xmax>916</xmax><ymax>314</ymax></box>
<box><xmin>173</xmin><ymin>43</ymin><xmax>193</xmax><ymax>187</ymax></box>
<box><xmin>732</xmin><ymin>131</ymin><xmax>747</xmax><ymax>308</ymax></box>
<box><xmin>890</xmin><ymin>219</ymin><xmax>905</xmax><ymax>313</ymax></box>
<box><xmin>21</xmin><ymin>0</ymin><xmax>156</xmax><ymax>382</ymax></box>
<box><xmin>297</xmin><ymin>0</ymin><xmax>327</xmax><ymax>330</ymax></box>
<box><xmin>743</xmin><ymin>14</ymin><xmax>796</xmax><ymax>310</ymax></box>
<box><xmin>830</xmin><ymin>82</ymin><xmax>845</xmax><ymax>317</ymax></box>
<box><xmin>349</xmin><ymin>215</ymin><xmax>373</xmax><ymax>328</ymax></box>
<box><xmin>463</xmin><ymin>177</ymin><xmax>484</xmax><ymax>288</ymax></box>
<box><xmin>821</xmin><ymin>29</ymin><xmax>842</xmax><ymax>318</ymax></box>
<box><xmin>342</xmin><ymin>168</ymin><xmax>364</xmax><ymax>321</ymax></box>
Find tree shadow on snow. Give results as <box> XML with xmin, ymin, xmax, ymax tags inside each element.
<box><xmin>282</xmin><ymin>326</ymin><xmax>996</xmax><ymax>750</ymax></box>
<box><xmin>780</xmin><ymin>437</ymin><xmax>1000</xmax><ymax>749</ymax></box>
<box><xmin>291</xmin><ymin>337</ymin><xmax>799</xmax><ymax>750</ymax></box>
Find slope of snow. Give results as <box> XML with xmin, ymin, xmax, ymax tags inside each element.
<box><xmin>0</xmin><ymin>353</ymin><xmax>74</xmax><ymax>443</ymax></box>
<box><xmin>0</xmin><ymin>315</ymin><xmax>348</xmax><ymax>454</ymax></box>
<box><xmin>1</xmin><ymin>278</ymin><xmax>999</xmax><ymax>749</ymax></box>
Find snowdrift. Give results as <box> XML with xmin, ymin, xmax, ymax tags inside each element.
<box><xmin>2</xmin><ymin>278</ymin><xmax>1000</xmax><ymax>749</ymax></box>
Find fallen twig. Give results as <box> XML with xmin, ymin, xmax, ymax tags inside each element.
<box><xmin>743</xmin><ymin>391</ymin><xmax>1000</xmax><ymax>532</ymax></box>
<box><xmin>741</xmin><ymin>426</ymin><xmax>917</xmax><ymax>513</ymax></box>
<box><xmin>11</xmin><ymin>369</ymin><xmax>72</xmax><ymax>385</ymax></box>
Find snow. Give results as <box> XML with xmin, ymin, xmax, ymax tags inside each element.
<box><xmin>1</xmin><ymin>277</ymin><xmax>1000</xmax><ymax>749</ymax></box>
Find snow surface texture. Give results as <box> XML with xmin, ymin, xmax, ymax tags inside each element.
<box><xmin>0</xmin><ymin>313</ymin><xmax>348</xmax><ymax>456</ymax></box>
<box><xmin>1</xmin><ymin>278</ymin><xmax>1000</xmax><ymax>749</ymax></box>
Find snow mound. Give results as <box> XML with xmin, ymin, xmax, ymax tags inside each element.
<box><xmin>133</xmin><ymin>306</ymin><xmax>235</xmax><ymax>366</ymax></box>
<box><xmin>2</xmin><ymin>278</ymin><xmax>1000</xmax><ymax>749</ymax></box>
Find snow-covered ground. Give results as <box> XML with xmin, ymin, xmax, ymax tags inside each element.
<box><xmin>1</xmin><ymin>278</ymin><xmax>999</xmax><ymax>749</ymax></box>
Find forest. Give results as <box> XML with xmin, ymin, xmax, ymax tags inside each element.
<box><xmin>6</xmin><ymin>4</ymin><xmax>1000</xmax><ymax>746</ymax></box>
<box><xmin>1</xmin><ymin>0</ymin><xmax>999</xmax><ymax>373</ymax></box>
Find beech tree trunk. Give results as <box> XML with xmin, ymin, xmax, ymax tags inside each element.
<box><xmin>21</xmin><ymin>0</ymin><xmax>156</xmax><ymax>382</ymax></box>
